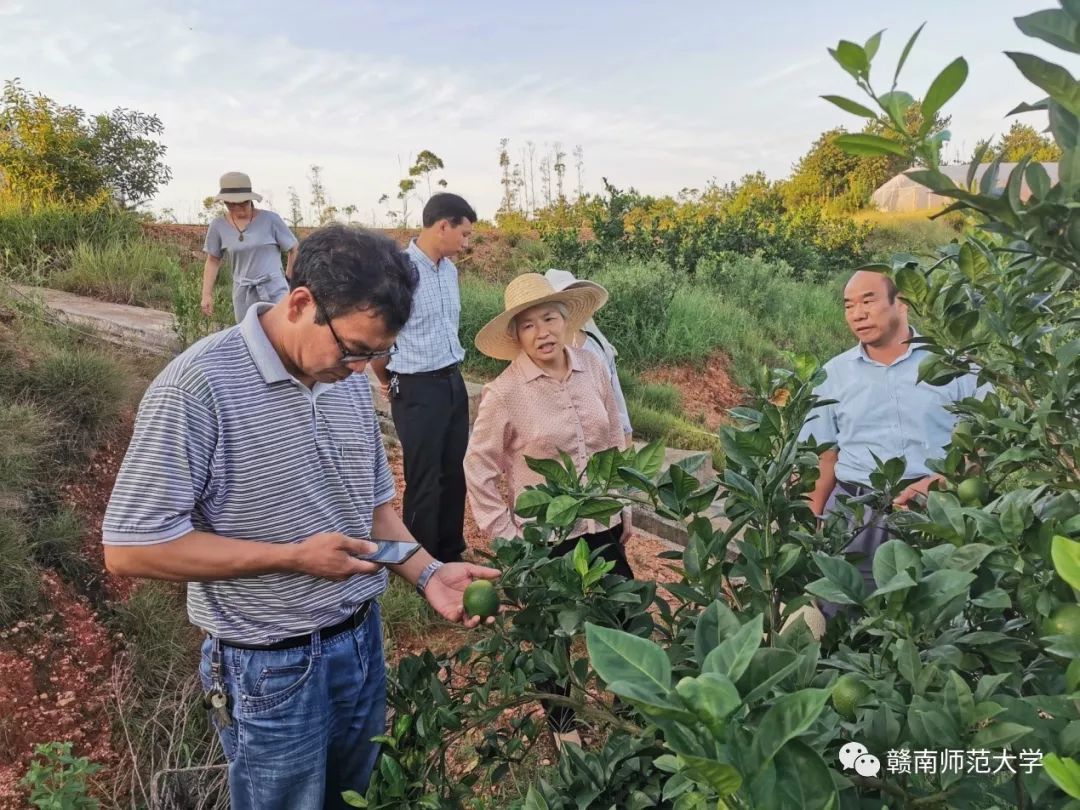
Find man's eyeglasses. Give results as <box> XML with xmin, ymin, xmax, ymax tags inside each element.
<box><xmin>312</xmin><ymin>295</ymin><xmax>397</xmax><ymax>364</ymax></box>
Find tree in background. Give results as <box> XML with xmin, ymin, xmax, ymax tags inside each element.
<box><xmin>0</xmin><ymin>79</ymin><xmax>170</xmax><ymax>209</ymax></box>
<box><xmin>89</xmin><ymin>107</ymin><xmax>171</xmax><ymax>208</ymax></box>
<box><xmin>287</xmin><ymin>186</ymin><xmax>303</xmax><ymax>228</ymax></box>
<box><xmin>784</xmin><ymin>102</ymin><xmax>949</xmax><ymax>212</ymax></box>
<box><xmin>976</xmin><ymin>120</ymin><xmax>1063</xmax><ymax>162</ymax></box>
<box><xmin>408</xmin><ymin>149</ymin><xmax>446</xmax><ymax>198</ymax></box>
<box><xmin>308</xmin><ymin>164</ymin><xmax>331</xmax><ymax>225</ymax></box>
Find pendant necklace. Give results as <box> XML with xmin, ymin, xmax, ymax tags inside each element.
<box><xmin>230</xmin><ymin>209</ymin><xmax>252</xmax><ymax>242</ymax></box>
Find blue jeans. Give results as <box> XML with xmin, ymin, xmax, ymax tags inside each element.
<box><xmin>199</xmin><ymin>603</ymin><xmax>386</xmax><ymax>810</ymax></box>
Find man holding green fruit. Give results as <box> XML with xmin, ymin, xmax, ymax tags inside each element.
<box><xmin>800</xmin><ymin>269</ymin><xmax>990</xmax><ymax>613</ymax></box>
<box><xmin>102</xmin><ymin>225</ymin><xmax>499</xmax><ymax>810</ymax></box>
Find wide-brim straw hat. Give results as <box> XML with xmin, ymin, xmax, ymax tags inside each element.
<box><xmin>475</xmin><ymin>273</ymin><xmax>608</xmax><ymax>361</ymax></box>
<box><xmin>213</xmin><ymin>171</ymin><xmax>263</xmax><ymax>203</ymax></box>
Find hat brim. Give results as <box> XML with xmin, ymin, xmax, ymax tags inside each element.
<box><xmin>474</xmin><ymin>286</ymin><xmax>608</xmax><ymax>361</ymax></box>
<box><xmin>213</xmin><ymin>191</ymin><xmax>263</xmax><ymax>203</ymax></box>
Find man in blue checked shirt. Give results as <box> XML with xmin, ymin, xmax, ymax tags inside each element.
<box><xmin>372</xmin><ymin>193</ymin><xmax>476</xmax><ymax>562</ymax></box>
<box><xmin>799</xmin><ymin>270</ymin><xmax>989</xmax><ymax>609</ymax></box>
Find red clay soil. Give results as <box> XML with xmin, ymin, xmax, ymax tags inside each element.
<box><xmin>640</xmin><ymin>353</ymin><xmax>745</xmax><ymax>431</ymax></box>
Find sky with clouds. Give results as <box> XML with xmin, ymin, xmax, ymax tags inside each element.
<box><xmin>0</xmin><ymin>0</ymin><xmax>1062</xmax><ymax>223</ymax></box>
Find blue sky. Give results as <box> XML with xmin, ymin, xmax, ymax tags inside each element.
<box><xmin>0</xmin><ymin>0</ymin><xmax>1064</xmax><ymax>222</ymax></box>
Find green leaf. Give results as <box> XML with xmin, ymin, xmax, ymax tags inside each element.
<box><xmin>895</xmin><ymin>266</ymin><xmax>929</xmax><ymax>307</ymax></box>
<box><xmin>879</xmin><ymin>90</ymin><xmax>916</xmax><ymax>126</ymax></box>
<box><xmin>1061</xmin><ymin>146</ymin><xmax>1080</xmax><ymax>192</ymax></box>
<box><xmin>971</xmin><ymin>722</ymin><xmax>1034</xmax><ymax>749</ymax></box>
<box><xmin>342</xmin><ymin>790</ymin><xmax>368</xmax><ymax>808</ymax></box>
<box><xmin>921</xmin><ymin>57</ymin><xmax>969</xmax><ymax>134</ymax></box>
<box><xmin>872</xmin><ymin>539</ymin><xmax>921</xmax><ymax>589</ymax></box>
<box><xmin>635</xmin><ymin>439</ymin><xmax>666</xmax><ymax>478</ymax></box>
<box><xmin>1052</xmin><ymin>535</ymin><xmax>1080</xmax><ymax>590</ymax></box>
<box><xmin>586</xmin><ymin>623</ymin><xmax>671</xmax><ymax>692</ymax></box>
<box><xmin>1006</xmin><ymin>52</ymin><xmax>1080</xmax><ymax>117</ymax></box>
<box><xmin>702</xmin><ymin>614</ymin><xmax>764</xmax><ymax>681</ymax></box>
<box><xmin>1023</xmin><ymin>162</ymin><xmax>1049</xmax><ymax>199</ymax></box>
<box><xmin>829</xmin><ymin>40</ymin><xmax>869</xmax><ymax>78</ymax></box>
<box><xmin>864</xmin><ymin>30</ymin><xmax>883</xmax><ymax>62</ymax></box>
<box><xmin>1050</xmin><ymin>102</ymin><xmax>1080</xmax><ymax>149</ymax></box>
<box><xmin>514</xmin><ymin>489</ymin><xmax>552</xmax><ymax>519</ymax></box>
<box><xmin>834</xmin><ymin>133</ymin><xmax>910</xmax><ymax>157</ymax></box>
<box><xmin>545</xmin><ymin>495</ymin><xmax>581</xmax><ymax>528</ymax></box>
<box><xmin>1015</xmin><ymin>9</ymin><xmax>1080</xmax><ymax>55</ymax></box>
<box><xmin>572</xmin><ymin>539</ymin><xmax>590</xmax><ymax>576</ymax></box>
<box><xmin>748</xmin><ymin>689</ymin><xmax>831</xmax><ymax>776</ymax></box>
<box><xmin>680</xmin><ymin>756</ymin><xmax>743</xmax><ymax>796</ymax></box>
<box><xmin>813</xmin><ymin>552</ymin><xmax>869</xmax><ymax>604</ymax></box>
<box><xmin>869</xmin><ymin>571</ymin><xmax>918</xmax><ymax>598</ymax></box>
<box><xmin>695</xmin><ymin>600</ymin><xmax>743</xmax><ymax>667</ymax></box>
<box><xmin>675</xmin><ymin>673</ymin><xmax>742</xmax><ymax>729</ymax></box>
<box><xmin>972</xmin><ymin>588</ymin><xmax>1012</xmax><ymax>609</ymax></box>
<box><xmin>821</xmin><ymin>94</ymin><xmax>878</xmax><ymax>118</ymax></box>
<box><xmin>1045</xmin><ymin>754</ymin><xmax>1080</xmax><ymax>799</ymax></box>
<box><xmin>769</xmin><ymin>741</ymin><xmax>841</xmax><ymax>810</ymax></box>
<box><xmin>523</xmin><ymin>786</ymin><xmax>550</xmax><ymax>810</ymax></box>
<box><xmin>526</xmin><ymin>456</ymin><xmax>570</xmax><ymax>485</ymax></box>
<box><xmin>894</xmin><ymin>23</ymin><xmax>926</xmax><ymax>87</ymax></box>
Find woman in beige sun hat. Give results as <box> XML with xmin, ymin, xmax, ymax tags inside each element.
<box><xmin>464</xmin><ymin>272</ymin><xmax>634</xmax><ymax>748</ymax></box>
<box><xmin>201</xmin><ymin>171</ymin><xmax>300</xmax><ymax>322</ymax></box>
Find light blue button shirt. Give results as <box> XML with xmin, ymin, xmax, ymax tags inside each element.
<box><xmin>799</xmin><ymin>334</ymin><xmax>989</xmax><ymax>485</ymax></box>
<box><xmin>388</xmin><ymin>240</ymin><xmax>466</xmax><ymax>373</ymax></box>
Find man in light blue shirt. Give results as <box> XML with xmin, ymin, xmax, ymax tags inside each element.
<box><xmin>800</xmin><ymin>270</ymin><xmax>987</xmax><ymax>598</ymax></box>
<box><xmin>371</xmin><ymin>193</ymin><xmax>476</xmax><ymax>562</ymax></box>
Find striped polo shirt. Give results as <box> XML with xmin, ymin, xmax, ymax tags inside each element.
<box><xmin>103</xmin><ymin>303</ymin><xmax>395</xmax><ymax>644</ymax></box>
<box><xmin>386</xmin><ymin>240</ymin><xmax>465</xmax><ymax>373</ymax></box>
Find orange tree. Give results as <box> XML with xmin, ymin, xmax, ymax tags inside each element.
<box><xmin>352</xmin><ymin>5</ymin><xmax>1079</xmax><ymax>809</ymax></box>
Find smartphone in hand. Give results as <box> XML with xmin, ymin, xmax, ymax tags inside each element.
<box><xmin>358</xmin><ymin>538</ymin><xmax>422</xmax><ymax>565</ymax></box>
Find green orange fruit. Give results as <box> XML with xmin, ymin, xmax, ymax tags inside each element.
<box><xmin>832</xmin><ymin>673</ymin><xmax>870</xmax><ymax>721</ymax></box>
<box><xmin>463</xmin><ymin>580</ymin><xmax>500</xmax><ymax>620</ymax></box>
<box><xmin>956</xmin><ymin>477</ymin><xmax>990</xmax><ymax>507</ymax></box>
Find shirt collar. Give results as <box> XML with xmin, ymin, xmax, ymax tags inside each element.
<box><xmin>407</xmin><ymin>239</ymin><xmax>444</xmax><ymax>272</ymax></box>
<box><xmin>240</xmin><ymin>302</ymin><xmax>295</xmax><ymax>385</ymax></box>
<box><xmin>855</xmin><ymin>327</ymin><xmax>922</xmax><ymax>367</ymax></box>
<box><xmin>515</xmin><ymin>346</ymin><xmax>584</xmax><ymax>382</ymax></box>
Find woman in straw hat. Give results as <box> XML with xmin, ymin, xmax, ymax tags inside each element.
<box><xmin>544</xmin><ymin>268</ymin><xmax>632</xmax><ymax>446</ymax></box>
<box><xmin>464</xmin><ymin>272</ymin><xmax>634</xmax><ymax>748</ymax></box>
<box><xmin>201</xmin><ymin>171</ymin><xmax>300</xmax><ymax>322</ymax></box>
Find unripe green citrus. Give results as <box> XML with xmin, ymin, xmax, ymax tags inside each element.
<box><xmin>832</xmin><ymin>673</ymin><xmax>870</xmax><ymax>721</ymax></box>
<box><xmin>956</xmin><ymin>477</ymin><xmax>990</xmax><ymax>507</ymax></box>
<box><xmin>462</xmin><ymin>579</ymin><xmax>499</xmax><ymax>620</ymax></box>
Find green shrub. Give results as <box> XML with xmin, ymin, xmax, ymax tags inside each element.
<box><xmin>50</xmin><ymin>240</ymin><xmax>178</xmax><ymax>306</ymax></box>
<box><xmin>0</xmin><ymin>402</ymin><xmax>57</xmax><ymax>502</ymax></box>
<box><xmin>170</xmin><ymin>258</ymin><xmax>232</xmax><ymax>349</ymax></box>
<box><xmin>380</xmin><ymin>576</ymin><xmax>435</xmax><ymax>653</ymax></box>
<box><xmin>458</xmin><ymin>274</ymin><xmax>508</xmax><ymax>379</ymax></box>
<box><xmin>592</xmin><ymin>260</ymin><xmax>678</xmax><ymax>367</ymax></box>
<box><xmin>21</xmin><ymin>741</ymin><xmax>102</xmax><ymax>810</ymax></box>
<box><xmin>860</xmin><ymin>210</ymin><xmax>962</xmax><ymax>260</ymax></box>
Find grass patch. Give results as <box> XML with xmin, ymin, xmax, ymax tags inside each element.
<box><xmin>0</xmin><ymin>201</ymin><xmax>140</xmax><ymax>278</ymax></box>
<box><xmin>380</xmin><ymin>575</ymin><xmax>436</xmax><ymax>651</ymax></box>
<box><xmin>627</xmin><ymin>401</ymin><xmax>724</xmax><ymax>470</ymax></box>
<box><xmin>638</xmin><ymin>382</ymin><xmax>681</xmax><ymax>414</ymax></box>
<box><xmin>30</xmin><ymin>506</ymin><xmax>91</xmax><ymax>584</ymax></box>
<box><xmin>459</xmin><ymin>274</ymin><xmax>508</xmax><ymax>380</ymax></box>
<box><xmin>50</xmin><ymin>240</ymin><xmax>179</xmax><ymax>307</ymax></box>
<box><xmin>0</xmin><ymin>512</ymin><xmax>39</xmax><ymax>626</ymax></box>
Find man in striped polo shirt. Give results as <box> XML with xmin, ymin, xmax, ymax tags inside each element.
<box><xmin>102</xmin><ymin>225</ymin><xmax>499</xmax><ymax>810</ymax></box>
<box><xmin>372</xmin><ymin>193</ymin><xmax>476</xmax><ymax>563</ymax></box>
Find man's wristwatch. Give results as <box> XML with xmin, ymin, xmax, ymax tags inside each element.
<box><xmin>416</xmin><ymin>560</ymin><xmax>444</xmax><ymax>596</ymax></box>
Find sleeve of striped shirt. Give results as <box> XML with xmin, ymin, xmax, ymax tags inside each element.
<box><xmin>102</xmin><ymin>385</ymin><xmax>219</xmax><ymax>545</ymax></box>
<box><xmin>370</xmin><ymin>402</ymin><xmax>396</xmax><ymax>508</ymax></box>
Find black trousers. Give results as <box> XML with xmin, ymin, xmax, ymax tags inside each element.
<box><xmin>389</xmin><ymin>368</ymin><xmax>469</xmax><ymax>562</ymax></box>
<box><xmin>543</xmin><ymin>523</ymin><xmax>634</xmax><ymax>733</ymax></box>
